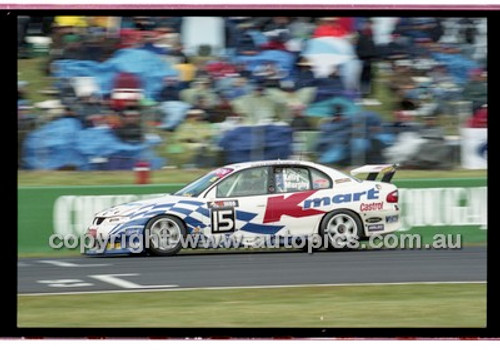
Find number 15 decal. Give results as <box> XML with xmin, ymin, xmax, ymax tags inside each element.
<box><xmin>211</xmin><ymin>208</ymin><xmax>235</xmax><ymax>233</ymax></box>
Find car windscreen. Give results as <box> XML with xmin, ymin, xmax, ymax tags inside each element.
<box><xmin>174</xmin><ymin>167</ymin><xmax>234</xmax><ymax>197</ymax></box>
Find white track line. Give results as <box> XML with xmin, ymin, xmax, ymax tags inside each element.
<box><xmin>89</xmin><ymin>274</ymin><xmax>178</xmax><ymax>289</ymax></box>
<box><xmin>38</xmin><ymin>260</ymin><xmax>110</xmax><ymax>267</ymax></box>
<box><xmin>89</xmin><ymin>274</ymin><xmax>144</xmax><ymax>289</ymax></box>
<box><xmin>18</xmin><ymin>280</ymin><xmax>486</xmax><ymax>297</ymax></box>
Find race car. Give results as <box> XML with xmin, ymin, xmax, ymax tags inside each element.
<box><xmin>84</xmin><ymin>160</ymin><xmax>400</xmax><ymax>256</ymax></box>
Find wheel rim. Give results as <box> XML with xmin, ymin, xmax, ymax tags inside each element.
<box><xmin>149</xmin><ymin>217</ymin><xmax>182</xmax><ymax>251</ymax></box>
<box><xmin>325</xmin><ymin>213</ymin><xmax>358</xmax><ymax>245</ymax></box>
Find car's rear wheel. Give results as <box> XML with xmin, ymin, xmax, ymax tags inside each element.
<box><xmin>145</xmin><ymin>215</ymin><xmax>185</xmax><ymax>256</ymax></box>
<box><xmin>321</xmin><ymin>209</ymin><xmax>363</xmax><ymax>251</ymax></box>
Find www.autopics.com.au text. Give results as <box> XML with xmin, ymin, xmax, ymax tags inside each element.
<box><xmin>48</xmin><ymin>231</ymin><xmax>463</xmax><ymax>254</ymax></box>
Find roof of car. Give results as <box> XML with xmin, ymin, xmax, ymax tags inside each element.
<box><xmin>225</xmin><ymin>159</ymin><xmax>325</xmax><ymax>170</ymax></box>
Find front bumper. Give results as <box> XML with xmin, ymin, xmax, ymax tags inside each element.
<box><xmin>84</xmin><ymin>222</ymin><xmax>146</xmax><ymax>255</ymax></box>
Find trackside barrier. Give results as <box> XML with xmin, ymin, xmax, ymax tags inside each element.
<box><xmin>17</xmin><ymin>178</ymin><xmax>487</xmax><ymax>254</ymax></box>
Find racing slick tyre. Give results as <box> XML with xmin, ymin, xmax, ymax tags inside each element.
<box><xmin>145</xmin><ymin>215</ymin><xmax>186</xmax><ymax>256</ymax></box>
<box><xmin>320</xmin><ymin>209</ymin><xmax>364</xmax><ymax>251</ymax></box>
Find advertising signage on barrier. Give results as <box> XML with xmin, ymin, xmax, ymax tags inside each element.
<box><xmin>52</xmin><ymin>194</ymin><xmax>165</xmax><ymax>238</ymax></box>
<box><xmin>398</xmin><ymin>187</ymin><xmax>487</xmax><ymax>231</ymax></box>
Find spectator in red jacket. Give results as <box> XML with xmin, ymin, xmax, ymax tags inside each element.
<box><xmin>313</xmin><ymin>17</ymin><xmax>350</xmax><ymax>39</ymax></box>
<box><xmin>337</xmin><ymin>17</ymin><xmax>355</xmax><ymax>35</ymax></box>
<box><xmin>466</xmin><ymin>105</ymin><xmax>487</xmax><ymax>128</ymax></box>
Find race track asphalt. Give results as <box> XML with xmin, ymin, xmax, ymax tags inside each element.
<box><xmin>18</xmin><ymin>246</ymin><xmax>486</xmax><ymax>295</ymax></box>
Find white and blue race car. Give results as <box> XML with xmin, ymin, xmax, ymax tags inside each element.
<box><xmin>85</xmin><ymin>160</ymin><xmax>400</xmax><ymax>256</ymax></box>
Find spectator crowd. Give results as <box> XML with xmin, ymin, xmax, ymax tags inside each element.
<box><xmin>18</xmin><ymin>16</ymin><xmax>487</xmax><ymax>170</ymax></box>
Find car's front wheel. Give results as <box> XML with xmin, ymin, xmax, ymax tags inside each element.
<box><xmin>320</xmin><ymin>209</ymin><xmax>363</xmax><ymax>251</ymax></box>
<box><xmin>145</xmin><ymin>215</ymin><xmax>186</xmax><ymax>256</ymax></box>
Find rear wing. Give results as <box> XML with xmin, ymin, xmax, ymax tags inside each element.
<box><xmin>350</xmin><ymin>164</ymin><xmax>398</xmax><ymax>183</ymax></box>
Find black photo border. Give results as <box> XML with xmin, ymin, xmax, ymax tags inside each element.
<box><xmin>7</xmin><ymin>4</ymin><xmax>496</xmax><ymax>339</ymax></box>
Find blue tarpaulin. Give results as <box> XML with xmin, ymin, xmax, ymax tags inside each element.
<box><xmin>22</xmin><ymin>118</ymin><xmax>87</xmax><ymax>170</ymax></box>
<box><xmin>218</xmin><ymin>124</ymin><xmax>293</xmax><ymax>163</ymax></box>
<box><xmin>22</xmin><ymin>118</ymin><xmax>165</xmax><ymax>170</ymax></box>
<box><xmin>52</xmin><ymin>48</ymin><xmax>179</xmax><ymax>99</ymax></box>
<box><xmin>315</xmin><ymin>110</ymin><xmax>394</xmax><ymax>164</ymax></box>
<box><xmin>235</xmin><ymin>50</ymin><xmax>296</xmax><ymax>75</ymax></box>
<box><xmin>431</xmin><ymin>52</ymin><xmax>479</xmax><ymax>85</ymax></box>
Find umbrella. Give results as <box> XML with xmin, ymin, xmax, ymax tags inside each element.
<box><xmin>303</xmin><ymin>37</ymin><xmax>356</xmax><ymax>78</ymax></box>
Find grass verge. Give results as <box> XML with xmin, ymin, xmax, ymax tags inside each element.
<box><xmin>18</xmin><ymin>57</ymin><xmax>53</xmax><ymax>104</ymax></box>
<box><xmin>18</xmin><ymin>282</ymin><xmax>486</xmax><ymax>327</ymax></box>
<box><xmin>17</xmin><ymin>168</ymin><xmax>487</xmax><ymax>187</ymax></box>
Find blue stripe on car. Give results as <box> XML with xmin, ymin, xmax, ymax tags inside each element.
<box><xmin>236</xmin><ymin>211</ymin><xmax>257</xmax><ymax>221</ymax></box>
<box><xmin>108</xmin><ymin>219</ymin><xmax>150</xmax><ymax>235</ymax></box>
<box><xmin>184</xmin><ymin>216</ymin><xmax>207</xmax><ymax>229</ymax></box>
<box><xmin>195</xmin><ymin>207</ymin><xmax>210</xmax><ymax>217</ymax></box>
<box><xmin>152</xmin><ymin>203</ymin><xmax>175</xmax><ymax>209</ymax></box>
<box><xmin>240</xmin><ymin>223</ymin><xmax>284</xmax><ymax>235</ymax></box>
<box><xmin>169</xmin><ymin>207</ymin><xmax>193</xmax><ymax>216</ymax></box>
<box><xmin>178</xmin><ymin>200</ymin><xmax>204</xmax><ymax>206</ymax></box>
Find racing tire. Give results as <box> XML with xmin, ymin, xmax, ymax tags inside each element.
<box><xmin>320</xmin><ymin>209</ymin><xmax>364</xmax><ymax>251</ymax></box>
<box><xmin>145</xmin><ymin>215</ymin><xmax>186</xmax><ymax>256</ymax></box>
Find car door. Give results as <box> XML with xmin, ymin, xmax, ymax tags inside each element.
<box><xmin>266</xmin><ymin>165</ymin><xmax>332</xmax><ymax>236</ymax></box>
<box><xmin>205</xmin><ymin>166</ymin><xmax>286</xmax><ymax>244</ymax></box>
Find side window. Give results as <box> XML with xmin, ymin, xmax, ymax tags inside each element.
<box><xmin>216</xmin><ymin>167</ymin><xmax>270</xmax><ymax>198</ymax></box>
<box><xmin>274</xmin><ymin>167</ymin><xmax>311</xmax><ymax>193</ymax></box>
<box><xmin>310</xmin><ymin>168</ymin><xmax>332</xmax><ymax>189</ymax></box>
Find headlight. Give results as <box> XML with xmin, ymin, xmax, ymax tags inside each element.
<box><xmin>105</xmin><ymin>216</ymin><xmax>130</xmax><ymax>224</ymax></box>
